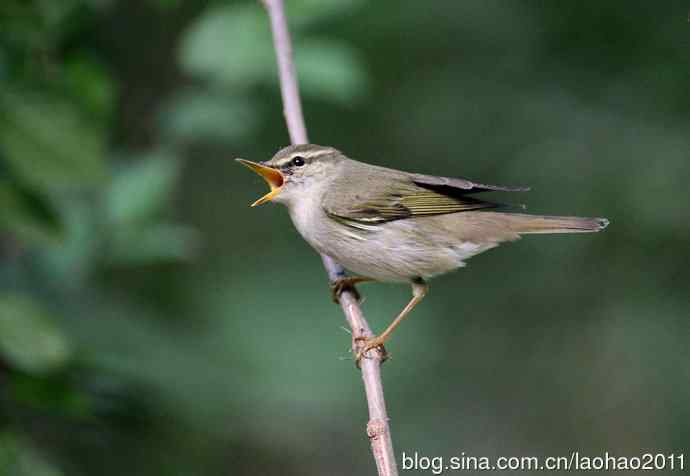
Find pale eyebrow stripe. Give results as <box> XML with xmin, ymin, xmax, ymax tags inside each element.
<box><xmin>300</xmin><ymin>148</ymin><xmax>333</xmax><ymax>159</ymax></box>
<box><xmin>275</xmin><ymin>148</ymin><xmax>332</xmax><ymax>166</ymax></box>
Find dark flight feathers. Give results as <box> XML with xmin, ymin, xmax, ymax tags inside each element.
<box><xmin>409</xmin><ymin>173</ymin><xmax>529</xmax><ymax>194</ymax></box>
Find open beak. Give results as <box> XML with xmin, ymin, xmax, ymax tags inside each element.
<box><xmin>236</xmin><ymin>159</ymin><xmax>285</xmax><ymax>207</ymax></box>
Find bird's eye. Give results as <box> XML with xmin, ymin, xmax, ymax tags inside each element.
<box><xmin>291</xmin><ymin>156</ymin><xmax>305</xmax><ymax>167</ymax></box>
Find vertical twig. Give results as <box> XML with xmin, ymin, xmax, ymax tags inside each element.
<box><xmin>260</xmin><ymin>1</ymin><xmax>398</xmax><ymax>475</ymax></box>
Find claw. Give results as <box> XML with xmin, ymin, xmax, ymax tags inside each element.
<box><xmin>330</xmin><ymin>277</ymin><xmax>363</xmax><ymax>303</ymax></box>
<box><xmin>354</xmin><ymin>335</ymin><xmax>388</xmax><ymax>368</ymax></box>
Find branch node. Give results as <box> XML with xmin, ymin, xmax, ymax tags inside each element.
<box><xmin>367</xmin><ymin>419</ymin><xmax>388</xmax><ymax>440</ymax></box>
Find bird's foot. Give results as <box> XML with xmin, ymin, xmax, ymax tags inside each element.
<box><xmin>330</xmin><ymin>277</ymin><xmax>367</xmax><ymax>303</ymax></box>
<box><xmin>354</xmin><ymin>335</ymin><xmax>388</xmax><ymax>368</ymax></box>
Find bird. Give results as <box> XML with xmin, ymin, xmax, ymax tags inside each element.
<box><xmin>237</xmin><ymin>144</ymin><xmax>608</xmax><ymax>364</ymax></box>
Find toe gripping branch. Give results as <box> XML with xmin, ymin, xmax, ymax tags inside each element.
<box><xmin>329</xmin><ymin>276</ymin><xmax>386</xmax><ymax>367</ymax></box>
<box><xmin>330</xmin><ymin>276</ymin><xmax>371</xmax><ymax>303</ymax></box>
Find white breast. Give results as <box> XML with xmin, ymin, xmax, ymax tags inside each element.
<box><xmin>287</xmin><ymin>191</ymin><xmax>328</xmax><ymax>251</ymax></box>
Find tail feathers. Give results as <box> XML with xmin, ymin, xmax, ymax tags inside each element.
<box><xmin>505</xmin><ymin>213</ymin><xmax>609</xmax><ymax>234</ymax></box>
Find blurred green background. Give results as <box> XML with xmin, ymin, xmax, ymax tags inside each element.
<box><xmin>1</xmin><ymin>0</ymin><xmax>689</xmax><ymax>474</ymax></box>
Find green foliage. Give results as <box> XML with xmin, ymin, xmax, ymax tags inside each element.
<box><xmin>179</xmin><ymin>2</ymin><xmax>368</xmax><ymax>103</ymax></box>
<box><xmin>106</xmin><ymin>152</ymin><xmax>180</xmax><ymax>225</ymax></box>
<box><xmin>0</xmin><ymin>181</ymin><xmax>62</xmax><ymax>246</ymax></box>
<box><xmin>180</xmin><ymin>4</ymin><xmax>275</xmax><ymax>88</ymax></box>
<box><xmin>150</xmin><ymin>0</ymin><xmax>181</xmax><ymax>11</ymax></box>
<box><xmin>0</xmin><ymin>3</ymin><xmax>198</xmax><ymax>472</ymax></box>
<box><xmin>0</xmin><ymin>91</ymin><xmax>107</xmax><ymax>191</ymax></box>
<box><xmin>107</xmin><ymin>222</ymin><xmax>199</xmax><ymax>265</ymax></box>
<box><xmin>288</xmin><ymin>0</ymin><xmax>366</xmax><ymax>26</ymax></box>
<box><xmin>173</xmin><ymin>1</ymin><xmax>369</xmax><ymax>144</ymax></box>
<box><xmin>0</xmin><ymin>294</ymin><xmax>72</xmax><ymax>374</ymax></box>
<box><xmin>0</xmin><ymin>433</ymin><xmax>62</xmax><ymax>476</ymax></box>
<box><xmin>295</xmin><ymin>39</ymin><xmax>367</xmax><ymax>104</ymax></box>
<box><xmin>63</xmin><ymin>56</ymin><xmax>116</xmax><ymax>120</ymax></box>
<box><xmin>160</xmin><ymin>89</ymin><xmax>260</xmax><ymax>143</ymax></box>
<box><xmin>104</xmin><ymin>152</ymin><xmax>199</xmax><ymax>264</ymax></box>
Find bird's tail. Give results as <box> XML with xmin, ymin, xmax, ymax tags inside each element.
<box><xmin>502</xmin><ymin>213</ymin><xmax>609</xmax><ymax>234</ymax></box>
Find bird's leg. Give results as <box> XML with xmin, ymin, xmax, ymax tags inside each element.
<box><xmin>355</xmin><ymin>277</ymin><xmax>428</xmax><ymax>366</ymax></box>
<box><xmin>330</xmin><ymin>276</ymin><xmax>374</xmax><ymax>304</ymax></box>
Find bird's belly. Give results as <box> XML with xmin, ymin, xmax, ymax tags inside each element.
<box><xmin>304</xmin><ymin>217</ymin><xmax>486</xmax><ymax>282</ymax></box>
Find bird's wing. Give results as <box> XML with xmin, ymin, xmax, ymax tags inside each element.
<box><xmin>323</xmin><ymin>165</ymin><xmax>528</xmax><ymax>225</ymax></box>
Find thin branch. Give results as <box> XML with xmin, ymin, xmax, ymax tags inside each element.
<box><xmin>261</xmin><ymin>0</ymin><xmax>307</xmax><ymax>145</ymax></box>
<box><xmin>260</xmin><ymin>1</ymin><xmax>398</xmax><ymax>474</ymax></box>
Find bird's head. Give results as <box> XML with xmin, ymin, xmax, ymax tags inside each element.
<box><xmin>237</xmin><ymin>144</ymin><xmax>343</xmax><ymax>206</ymax></box>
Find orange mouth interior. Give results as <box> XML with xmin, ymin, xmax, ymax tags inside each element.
<box><xmin>236</xmin><ymin>159</ymin><xmax>285</xmax><ymax>206</ymax></box>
